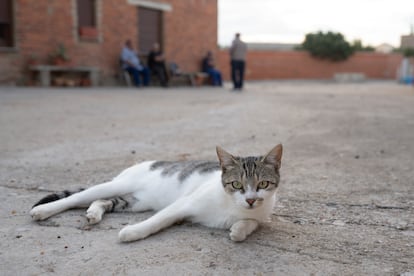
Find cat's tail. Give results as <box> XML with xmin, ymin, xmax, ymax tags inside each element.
<box><xmin>32</xmin><ymin>188</ymin><xmax>85</xmax><ymax>208</ymax></box>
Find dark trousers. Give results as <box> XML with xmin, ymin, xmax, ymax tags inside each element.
<box><xmin>126</xmin><ymin>66</ymin><xmax>151</xmax><ymax>87</ymax></box>
<box><xmin>231</xmin><ymin>60</ymin><xmax>245</xmax><ymax>89</ymax></box>
<box><xmin>206</xmin><ymin>68</ymin><xmax>222</xmax><ymax>86</ymax></box>
<box><xmin>152</xmin><ymin>65</ymin><xmax>169</xmax><ymax>87</ymax></box>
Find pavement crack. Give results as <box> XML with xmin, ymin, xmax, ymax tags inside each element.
<box><xmin>282</xmin><ymin>198</ymin><xmax>411</xmax><ymax>211</ymax></box>
<box><xmin>372</xmin><ymin>204</ymin><xmax>409</xmax><ymax>210</ymax></box>
<box><xmin>0</xmin><ymin>184</ymin><xmax>55</xmax><ymax>193</ymax></box>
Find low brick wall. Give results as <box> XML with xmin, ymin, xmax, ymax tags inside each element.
<box><xmin>217</xmin><ymin>50</ymin><xmax>403</xmax><ymax>81</ymax></box>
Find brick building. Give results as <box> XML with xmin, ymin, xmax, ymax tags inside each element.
<box><xmin>400</xmin><ymin>24</ymin><xmax>414</xmax><ymax>49</ymax></box>
<box><xmin>400</xmin><ymin>34</ymin><xmax>414</xmax><ymax>49</ymax></box>
<box><xmin>0</xmin><ymin>0</ymin><xmax>218</xmax><ymax>85</ymax></box>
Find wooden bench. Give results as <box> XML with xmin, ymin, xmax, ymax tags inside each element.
<box><xmin>30</xmin><ymin>65</ymin><xmax>100</xmax><ymax>87</ymax></box>
<box><xmin>193</xmin><ymin>72</ymin><xmax>210</xmax><ymax>86</ymax></box>
<box><xmin>167</xmin><ymin>62</ymin><xmax>211</xmax><ymax>87</ymax></box>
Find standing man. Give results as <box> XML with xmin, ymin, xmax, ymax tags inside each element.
<box><xmin>230</xmin><ymin>33</ymin><xmax>247</xmax><ymax>90</ymax></box>
<box><xmin>121</xmin><ymin>39</ymin><xmax>151</xmax><ymax>87</ymax></box>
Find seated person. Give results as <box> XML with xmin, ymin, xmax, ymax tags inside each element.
<box><xmin>148</xmin><ymin>43</ymin><xmax>169</xmax><ymax>87</ymax></box>
<box><xmin>202</xmin><ymin>51</ymin><xmax>222</xmax><ymax>86</ymax></box>
<box><xmin>120</xmin><ymin>39</ymin><xmax>151</xmax><ymax>87</ymax></box>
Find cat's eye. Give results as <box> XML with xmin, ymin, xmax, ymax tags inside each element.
<box><xmin>231</xmin><ymin>181</ymin><xmax>243</xmax><ymax>189</ymax></box>
<box><xmin>258</xmin><ymin>181</ymin><xmax>270</xmax><ymax>189</ymax></box>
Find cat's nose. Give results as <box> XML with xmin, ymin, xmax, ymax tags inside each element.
<box><xmin>246</xmin><ymin>198</ymin><xmax>256</xmax><ymax>206</ymax></box>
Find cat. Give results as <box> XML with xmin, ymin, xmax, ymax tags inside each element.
<box><xmin>30</xmin><ymin>144</ymin><xmax>283</xmax><ymax>242</ymax></box>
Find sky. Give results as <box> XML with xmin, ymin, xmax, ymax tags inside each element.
<box><xmin>218</xmin><ymin>0</ymin><xmax>414</xmax><ymax>47</ymax></box>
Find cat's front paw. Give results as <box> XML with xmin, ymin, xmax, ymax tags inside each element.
<box><xmin>229</xmin><ymin>219</ymin><xmax>258</xmax><ymax>242</ymax></box>
<box><xmin>229</xmin><ymin>228</ymin><xmax>247</xmax><ymax>242</ymax></box>
<box><xmin>118</xmin><ymin>225</ymin><xmax>149</xmax><ymax>242</ymax></box>
<box><xmin>229</xmin><ymin>222</ymin><xmax>249</xmax><ymax>242</ymax></box>
<box><xmin>85</xmin><ymin>210</ymin><xmax>102</xmax><ymax>225</ymax></box>
<box><xmin>30</xmin><ymin>205</ymin><xmax>52</xmax><ymax>221</ymax></box>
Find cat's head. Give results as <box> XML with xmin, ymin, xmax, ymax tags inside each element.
<box><xmin>216</xmin><ymin>144</ymin><xmax>283</xmax><ymax>210</ymax></box>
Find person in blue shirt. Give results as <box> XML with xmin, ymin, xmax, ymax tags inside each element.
<box><xmin>202</xmin><ymin>51</ymin><xmax>222</xmax><ymax>86</ymax></box>
<box><xmin>121</xmin><ymin>40</ymin><xmax>151</xmax><ymax>87</ymax></box>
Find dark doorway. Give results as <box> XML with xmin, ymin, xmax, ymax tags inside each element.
<box><xmin>138</xmin><ymin>7</ymin><xmax>162</xmax><ymax>55</ymax></box>
<box><xmin>0</xmin><ymin>0</ymin><xmax>13</xmax><ymax>47</ymax></box>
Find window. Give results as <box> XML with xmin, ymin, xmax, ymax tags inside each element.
<box><xmin>77</xmin><ymin>0</ymin><xmax>98</xmax><ymax>39</ymax></box>
<box><xmin>138</xmin><ymin>7</ymin><xmax>162</xmax><ymax>55</ymax></box>
<box><xmin>0</xmin><ymin>0</ymin><xmax>13</xmax><ymax>47</ymax></box>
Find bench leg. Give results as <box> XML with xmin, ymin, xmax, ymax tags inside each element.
<box><xmin>39</xmin><ymin>70</ymin><xmax>51</xmax><ymax>87</ymax></box>
<box><xmin>123</xmin><ymin>71</ymin><xmax>132</xmax><ymax>87</ymax></box>
<box><xmin>188</xmin><ymin>74</ymin><xmax>196</xmax><ymax>86</ymax></box>
<box><xmin>90</xmin><ymin>71</ymin><xmax>100</xmax><ymax>86</ymax></box>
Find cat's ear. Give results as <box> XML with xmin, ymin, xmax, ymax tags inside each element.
<box><xmin>262</xmin><ymin>144</ymin><xmax>283</xmax><ymax>169</ymax></box>
<box><xmin>216</xmin><ymin>146</ymin><xmax>237</xmax><ymax>170</ymax></box>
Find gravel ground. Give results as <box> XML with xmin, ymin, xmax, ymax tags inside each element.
<box><xmin>0</xmin><ymin>81</ymin><xmax>413</xmax><ymax>275</ymax></box>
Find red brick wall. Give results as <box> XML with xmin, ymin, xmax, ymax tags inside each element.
<box><xmin>164</xmin><ymin>0</ymin><xmax>218</xmax><ymax>72</ymax></box>
<box><xmin>0</xmin><ymin>0</ymin><xmax>218</xmax><ymax>85</ymax></box>
<box><xmin>217</xmin><ymin>50</ymin><xmax>403</xmax><ymax>80</ymax></box>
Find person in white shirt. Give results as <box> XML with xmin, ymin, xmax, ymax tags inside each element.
<box><xmin>121</xmin><ymin>40</ymin><xmax>151</xmax><ymax>87</ymax></box>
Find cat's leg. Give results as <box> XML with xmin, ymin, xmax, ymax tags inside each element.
<box><xmin>229</xmin><ymin>219</ymin><xmax>259</xmax><ymax>242</ymax></box>
<box><xmin>85</xmin><ymin>197</ymin><xmax>129</xmax><ymax>224</ymax></box>
<box><xmin>118</xmin><ymin>198</ymin><xmax>189</xmax><ymax>242</ymax></box>
<box><xmin>30</xmin><ymin>179</ymin><xmax>135</xmax><ymax>221</ymax></box>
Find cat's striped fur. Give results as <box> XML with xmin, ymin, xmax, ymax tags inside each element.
<box><xmin>150</xmin><ymin>160</ymin><xmax>220</xmax><ymax>182</ymax></box>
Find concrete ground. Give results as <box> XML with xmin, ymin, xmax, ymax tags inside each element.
<box><xmin>0</xmin><ymin>81</ymin><xmax>413</xmax><ymax>275</ymax></box>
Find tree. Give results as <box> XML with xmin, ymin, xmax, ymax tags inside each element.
<box><xmin>301</xmin><ymin>31</ymin><xmax>354</xmax><ymax>61</ymax></box>
<box><xmin>394</xmin><ymin>47</ymin><xmax>414</xmax><ymax>57</ymax></box>
<box><xmin>351</xmin><ymin>40</ymin><xmax>374</xmax><ymax>52</ymax></box>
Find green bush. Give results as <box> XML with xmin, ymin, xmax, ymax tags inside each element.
<box><xmin>301</xmin><ymin>31</ymin><xmax>354</xmax><ymax>61</ymax></box>
<box><xmin>351</xmin><ymin>40</ymin><xmax>375</xmax><ymax>52</ymax></box>
<box><xmin>393</xmin><ymin>47</ymin><xmax>414</xmax><ymax>57</ymax></box>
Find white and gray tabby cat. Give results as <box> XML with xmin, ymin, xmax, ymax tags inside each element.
<box><xmin>30</xmin><ymin>144</ymin><xmax>283</xmax><ymax>242</ymax></box>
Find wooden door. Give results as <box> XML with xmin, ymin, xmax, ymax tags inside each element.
<box><xmin>138</xmin><ymin>7</ymin><xmax>162</xmax><ymax>55</ymax></box>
